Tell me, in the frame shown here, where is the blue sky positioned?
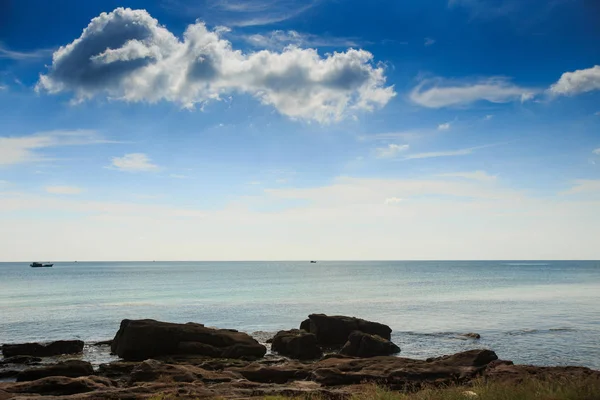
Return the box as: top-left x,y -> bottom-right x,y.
0,0 -> 599,260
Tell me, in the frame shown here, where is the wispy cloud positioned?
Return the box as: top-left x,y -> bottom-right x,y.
438,122 -> 451,130
404,144 -> 497,160
242,30 -> 362,50
384,197 -> 403,205
162,0 -> 320,27
45,186 -> 82,195
593,148 -> 600,155
0,43 -> 54,61
484,114 -> 494,120
561,179 -> 600,195
424,38 -> 436,46
375,144 -> 410,159
410,77 -> 536,108
169,174 -> 187,179
109,153 -> 159,172
438,170 -> 497,182
0,130 -> 116,166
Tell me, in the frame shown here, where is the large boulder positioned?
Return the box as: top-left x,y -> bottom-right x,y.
2,340 -> 84,358
300,314 -> 392,346
271,330 -> 323,360
17,360 -> 94,382
340,331 -> 400,357
111,319 -> 266,361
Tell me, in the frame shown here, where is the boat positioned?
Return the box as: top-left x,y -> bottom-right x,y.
310,261 -> 317,263
30,262 -> 53,268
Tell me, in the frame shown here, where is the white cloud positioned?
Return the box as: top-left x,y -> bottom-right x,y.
424,38 -> 436,46
484,114 -> 493,120
592,148 -> 600,155
549,66 -> 600,96
0,130 -> 113,165
405,147 -> 475,159
162,0 -> 318,27
109,153 -> 159,172
438,170 -> 497,182
242,30 -> 361,50
0,43 -> 54,61
410,78 -> 536,108
375,144 -> 409,159
438,122 -> 451,130
45,186 -> 82,195
37,8 -> 395,123
384,197 -> 403,205
561,180 -> 600,195
0,84 -> 7,91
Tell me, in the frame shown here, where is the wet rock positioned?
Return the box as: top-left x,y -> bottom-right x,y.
301,314 -> 392,346
4,376 -> 114,396
0,356 -> 41,365
426,349 -> 497,367
271,329 -> 323,360
97,361 -> 139,378
111,319 -> 267,361
340,331 -> 400,357
461,333 -> 481,339
2,340 -> 84,358
92,340 -> 113,347
0,370 -> 19,379
17,360 -> 94,382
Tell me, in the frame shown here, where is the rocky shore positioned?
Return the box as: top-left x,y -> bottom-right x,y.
1,314 -> 599,399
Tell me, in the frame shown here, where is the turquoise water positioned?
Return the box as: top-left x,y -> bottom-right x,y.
1,261 -> 599,368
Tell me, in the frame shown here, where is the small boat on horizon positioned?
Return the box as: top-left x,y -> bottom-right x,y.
310,261 -> 317,263
30,262 -> 53,268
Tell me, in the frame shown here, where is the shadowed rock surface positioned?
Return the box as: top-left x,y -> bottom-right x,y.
0,356 -> 41,366
271,329 -> 323,360
111,319 -> 267,361
301,314 -> 392,346
16,360 -> 94,382
340,331 -> 401,357
1,341 -> 84,358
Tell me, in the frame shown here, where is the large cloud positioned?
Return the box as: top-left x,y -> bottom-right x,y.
549,65 -> 600,96
37,8 -> 395,123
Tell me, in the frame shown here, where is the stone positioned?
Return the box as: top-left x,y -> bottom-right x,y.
271,329 -> 323,360
426,349 -> 498,367
0,356 -> 41,365
461,333 -> 481,339
301,314 -> 392,346
4,376 -> 114,396
17,360 -> 94,382
2,340 -> 84,358
111,319 -> 267,361
340,331 -> 400,357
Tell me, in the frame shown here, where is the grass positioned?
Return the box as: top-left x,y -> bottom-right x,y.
149,378 -> 600,400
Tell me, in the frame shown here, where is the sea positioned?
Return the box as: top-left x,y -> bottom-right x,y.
1,261 -> 599,369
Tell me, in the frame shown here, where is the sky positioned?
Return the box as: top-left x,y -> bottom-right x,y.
0,0 -> 599,261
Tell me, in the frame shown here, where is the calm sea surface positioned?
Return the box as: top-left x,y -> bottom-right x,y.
1,261 -> 599,368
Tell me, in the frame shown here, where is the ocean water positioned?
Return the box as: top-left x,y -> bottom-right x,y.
1,261 -> 599,369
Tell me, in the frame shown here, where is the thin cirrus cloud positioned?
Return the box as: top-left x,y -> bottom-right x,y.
109,153 -> 159,172
45,186 -> 82,195
438,170 -> 497,182
424,38 -> 436,46
410,78 -> 536,108
374,144 -> 410,159
162,0 -> 319,27
0,43 -> 54,61
548,65 -> 600,96
36,8 -> 395,124
404,145 -> 485,160
437,122 -> 451,130
0,130 -> 116,165
593,148 -> 600,155
242,30 -> 362,50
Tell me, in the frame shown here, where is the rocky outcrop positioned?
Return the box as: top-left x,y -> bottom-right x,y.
271,329 -> 323,360
3,376 -> 114,396
111,319 -> 267,361
16,360 -> 94,382
1,340 -> 84,358
129,359 -> 235,384
0,355 -> 41,365
340,331 -> 400,357
484,363 -> 600,384
426,349 -> 498,367
301,314 -> 392,346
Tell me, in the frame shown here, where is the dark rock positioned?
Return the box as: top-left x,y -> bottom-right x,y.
301,314 -> 392,346
97,361 -> 139,378
461,333 -> 481,339
340,331 -> 400,357
426,349 -> 497,367
129,359 -> 235,384
484,363 -> 600,385
4,376 -> 113,396
92,340 -> 113,346
111,319 -> 267,361
0,369 -> 19,379
232,362 -> 312,384
0,355 -> 41,365
271,329 -> 323,360
300,318 -> 311,332
17,360 -> 94,382
2,340 -> 84,358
